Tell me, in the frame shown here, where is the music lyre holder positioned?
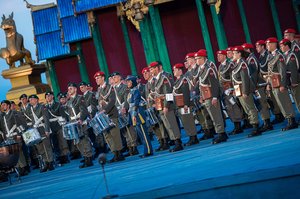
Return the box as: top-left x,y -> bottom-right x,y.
98,154 -> 118,199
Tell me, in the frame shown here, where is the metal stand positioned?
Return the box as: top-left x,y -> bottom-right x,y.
100,158 -> 118,199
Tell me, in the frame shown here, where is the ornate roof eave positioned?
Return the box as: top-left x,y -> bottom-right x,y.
24,0 -> 56,12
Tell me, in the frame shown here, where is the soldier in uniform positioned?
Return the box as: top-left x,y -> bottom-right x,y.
231,46 -> 261,137
255,40 -> 284,124
19,93 -> 36,170
142,67 -> 169,151
45,91 -> 70,165
111,72 -> 138,156
242,43 -> 273,132
28,94 -> 55,172
0,100 -> 28,176
94,71 -> 124,162
149,61 -> 183,152
216,50 -> 243,135
79,81 -> 107,157
185,52 -> 215,139
284,28 -> 300,61
65,83 -> 94,168
125,75 -> 153,158
266,37 -> 298,131
279,39 -> 300,113
195,50 -> 228,144
172,63 -> 198,146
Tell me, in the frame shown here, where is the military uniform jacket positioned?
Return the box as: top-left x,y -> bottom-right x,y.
65,94 -> 89,122
246,53 -> 260,85
0,110 -> 27,138
114,83 -> 129,110
98,83 -> 119,118
46,101 -> 65,132
154,71 -> 174,109
190,65 -> 201,95
173,75 -> 192,106
291,40 -> 300,62
137,83 -> 146,100
20,103 -> 33,127
145,79 -> 154,108
199,62 -> 220,99
218,60 -> 234,87
83,91 -> 98,118
285,50 -> 300,85
267,50 -> 287,87
127,87 -> 146,126
232,58 -> 255,95
29,103 -> 50,133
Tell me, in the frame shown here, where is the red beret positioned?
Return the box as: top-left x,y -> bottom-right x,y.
94,71 -> 105,78
216,50 -> 227,55
226,47 -> 233,51
148,61 -> 159,68
185,53 -> 195,59
265,37 -> 278,43
141,67 -> 150,74
173,63 -> 184,70
279,38 -> 291,45
242,43 -> 254,49
195,49 -> 207,58
284,28 -> 296,34
295,34 -> 300,39
233,46 -> 244,52
255,40 -> 265,46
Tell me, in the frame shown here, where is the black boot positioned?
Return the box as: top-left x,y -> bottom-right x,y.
248,124 -> 262,137
229,122 -> 243,135
123,147 -> 132,157
48,162 -> 55,171
259,119 -> 273,132
70,151 -> 82,160
18,167 -> 29,176
282,117 -> 298,131
40,162 -> 49,173
0,172 -> 8,182
272,113 -> 285,124
161,138 -> 170,150
184,135 -> 199,146
199,129 -> 214,141
242,119 -> 252,129
169,139 -> 184,152
59,155 -> 70,164
130,146 -> 139,156
79,157 -> 94,168
109,151 -> 125,163
212,133 -> 228,144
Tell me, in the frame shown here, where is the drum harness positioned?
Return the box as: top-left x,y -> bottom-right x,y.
3,114 -> 17,137
30,106 -> 45,129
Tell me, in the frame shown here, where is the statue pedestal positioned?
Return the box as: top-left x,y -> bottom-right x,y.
1,64 -> 51,103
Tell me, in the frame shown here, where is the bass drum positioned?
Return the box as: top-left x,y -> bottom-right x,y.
0,139 -> 21,170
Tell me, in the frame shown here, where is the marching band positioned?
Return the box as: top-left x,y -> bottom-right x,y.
0,28 -> 300,182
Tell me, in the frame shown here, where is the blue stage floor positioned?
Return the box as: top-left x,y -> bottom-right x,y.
1,121 -> 300,199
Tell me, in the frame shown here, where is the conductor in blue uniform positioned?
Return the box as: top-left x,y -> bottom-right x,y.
125,75 -> 153,158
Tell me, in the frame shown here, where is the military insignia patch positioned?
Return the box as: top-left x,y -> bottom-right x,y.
242,64 -> 247,69
295,47 -> 299,52
210,71 -> 214,76
163,79 -> 169,84
183,79 -> 188,84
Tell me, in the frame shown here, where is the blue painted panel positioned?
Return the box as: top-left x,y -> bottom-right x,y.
36,31 -> 70,60
74,0 -> 126,13
61,14 -> 91,43
57,0 -> 74,18
32,6 -> 60,35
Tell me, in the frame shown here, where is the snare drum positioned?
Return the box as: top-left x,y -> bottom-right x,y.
62,122 -> 82,140
89,113 -> 115,135
22,128 -> 42,146
118,114 -> 128,129
145,108 -> 159,126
